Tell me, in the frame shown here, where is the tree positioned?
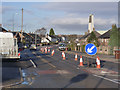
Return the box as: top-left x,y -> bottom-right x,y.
87,31 -> 99,47
35,27 -> 47,37
49,28 -> 55,36
109,24 -> 120,48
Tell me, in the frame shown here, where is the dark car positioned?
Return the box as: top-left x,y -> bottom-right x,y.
58,43 -> 66,51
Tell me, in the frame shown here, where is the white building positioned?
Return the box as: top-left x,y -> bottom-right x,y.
88,14 -> 94,33
41,34 -> 58,43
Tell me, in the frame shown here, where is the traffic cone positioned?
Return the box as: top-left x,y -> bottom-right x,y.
42,48 -> 44,53
62,52 -> 66,60
79,56 -> 83,66
96,56 -> 101,69
75,53 -> 78,61
96,56 -> 99,65
51,50 -> 54,56
45,47 -> 47,53
62,52 -> 64,57
48,48 -> 50,53
65,48 -> 67,51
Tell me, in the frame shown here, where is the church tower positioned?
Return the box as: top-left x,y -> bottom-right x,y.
88,14 -> 95,33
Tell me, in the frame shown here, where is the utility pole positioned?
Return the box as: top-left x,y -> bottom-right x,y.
21,8 -> 23,43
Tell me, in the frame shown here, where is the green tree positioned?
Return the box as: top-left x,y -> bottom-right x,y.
87,31 -> 99,47
49,28 -> 55,36
109,24 -> 120,48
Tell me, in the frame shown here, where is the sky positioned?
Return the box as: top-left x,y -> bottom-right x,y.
0,1 -> 119,35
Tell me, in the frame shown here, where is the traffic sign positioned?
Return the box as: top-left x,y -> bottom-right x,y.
85,43 -> 97,55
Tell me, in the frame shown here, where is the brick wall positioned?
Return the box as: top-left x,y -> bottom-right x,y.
97,46 -> 119,55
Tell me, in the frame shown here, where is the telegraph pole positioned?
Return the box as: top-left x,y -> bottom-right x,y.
21,8 -> 23,43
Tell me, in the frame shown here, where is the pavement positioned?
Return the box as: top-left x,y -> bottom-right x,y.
1,49 -> 34,88
64,50 -> 119,63
2,67 -> 23,87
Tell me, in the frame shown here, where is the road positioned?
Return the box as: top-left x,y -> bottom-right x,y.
1,45 -> 120,89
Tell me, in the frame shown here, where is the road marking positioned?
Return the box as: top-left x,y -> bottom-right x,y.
87,46 -> 95,53
41,59 -> 56,68
36,55 -> 56,68
93,74 -> 120,84
30,59 -> 37,68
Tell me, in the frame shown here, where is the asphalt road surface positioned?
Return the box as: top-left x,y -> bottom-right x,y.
1,45 -> 120,89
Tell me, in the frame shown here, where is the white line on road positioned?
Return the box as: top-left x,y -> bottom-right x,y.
30,59 -> 37,68
93,74 -> 120,84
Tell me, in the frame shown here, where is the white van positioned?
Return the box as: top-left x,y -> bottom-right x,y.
0,32 -> 20,60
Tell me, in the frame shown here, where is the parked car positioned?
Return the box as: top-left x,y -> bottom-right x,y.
23,44 -> 30,49
58,43 -> 66,51
30,44 -> 36,50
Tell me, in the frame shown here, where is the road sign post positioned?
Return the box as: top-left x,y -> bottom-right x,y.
85,43 -> 97,67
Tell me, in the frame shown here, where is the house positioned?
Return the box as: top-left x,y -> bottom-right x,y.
41,34 -> 60,43
98,29 -> 111,46
0,27 -> 8,32
11,31 -> 21,43
28,33 -> 41,45
98,28 -> 120,55
79,31 -> 101,45
47,35 -> 59,43
41,37 -> 50,43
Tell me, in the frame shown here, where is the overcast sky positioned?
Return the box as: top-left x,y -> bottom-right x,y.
1,2 -> 118,35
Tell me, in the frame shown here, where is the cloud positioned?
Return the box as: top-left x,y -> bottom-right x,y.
51,17 -> 88,25
50,17 -> 117,25
2,2 -> 118,35
34,2 -> 117,17
45,16 -> 117,34
24,9 -> 34,14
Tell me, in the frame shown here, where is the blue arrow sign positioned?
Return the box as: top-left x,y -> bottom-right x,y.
85,43 -> 97,55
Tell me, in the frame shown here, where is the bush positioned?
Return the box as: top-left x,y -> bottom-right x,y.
81,45 -> 85,52
67,44 -> 71,51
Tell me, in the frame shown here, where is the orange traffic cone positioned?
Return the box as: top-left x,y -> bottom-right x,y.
45,47 -> 47,53
96,56 -> 98,65
62,52 -> 64,57
79,56 -> 83,66
42,48 -> 44,53
75,53 -> 78,61
51,50 -> 54,56
96,56 -> 101,69
62,52 -> 66,60
65,48 -> 67,51
48,48 -> 50,53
